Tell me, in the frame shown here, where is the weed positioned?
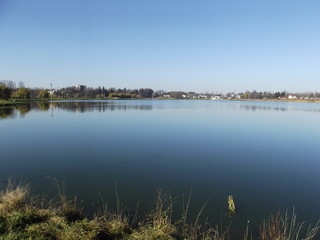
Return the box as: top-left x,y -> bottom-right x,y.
260,208 -> 320,240
227,196 -> 235,217
0,180 -> 29,215
0,180 -> 319,240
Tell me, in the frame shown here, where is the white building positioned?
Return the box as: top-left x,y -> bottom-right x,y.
288,95 -> 297,99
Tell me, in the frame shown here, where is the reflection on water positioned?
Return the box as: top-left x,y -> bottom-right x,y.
52,101 -> 153,113
1,100 -> 320,120
36,102 -> 50,111
16,104 -> 32,117
0,105 -> 32,119
0,107 -> 16,119
0,101 -> 154,119
239,102 -> 320,112
0,105 -> 33,119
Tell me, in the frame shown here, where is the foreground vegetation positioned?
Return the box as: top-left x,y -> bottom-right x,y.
0,181 -> 319,240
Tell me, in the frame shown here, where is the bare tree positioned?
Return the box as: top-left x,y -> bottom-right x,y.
18,81 -> 25,88
0,80 -> 16,89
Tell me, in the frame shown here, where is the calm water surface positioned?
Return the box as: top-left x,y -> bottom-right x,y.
1,100 -> 320,236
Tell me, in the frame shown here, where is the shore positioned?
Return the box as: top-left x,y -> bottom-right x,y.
231,98 -> 320,103
0,99 -> 49,107
0,182 -> 319,240
1,97 -> 320,107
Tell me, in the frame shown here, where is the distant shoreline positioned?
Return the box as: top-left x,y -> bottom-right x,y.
1,97 -> 320,107
229,98 -> 320,103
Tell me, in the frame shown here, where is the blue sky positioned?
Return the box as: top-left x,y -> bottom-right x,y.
0,0 -> 319,93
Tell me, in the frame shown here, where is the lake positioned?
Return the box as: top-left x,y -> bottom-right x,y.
1,100 -> 320,237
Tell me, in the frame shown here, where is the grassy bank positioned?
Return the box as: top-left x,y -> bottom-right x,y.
0,100 -> 30,106
0,182 -> 319,240
0,97 -> 136,106
0,99 -> 50,106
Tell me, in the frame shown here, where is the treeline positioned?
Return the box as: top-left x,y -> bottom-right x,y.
60,86 -> 156,99
238,90 -> 320,100
1,80 -> 320,100
0,80 -> 49,100
0,80 -> 157,100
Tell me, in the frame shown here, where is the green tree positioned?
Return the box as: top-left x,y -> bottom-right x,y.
13,88 -> 30,99
37,90 -> 49,99
240,92 -> 249,99
0,84 -> 11,100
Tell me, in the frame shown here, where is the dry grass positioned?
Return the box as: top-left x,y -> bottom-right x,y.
57,219 -> 100,240
98,211 -> 130,237
47,177 -> 82,221
183,223 -> 229,240
0,180 -> 319,240
95,180 -> 131,238
177,189 -> 230,240
259,209 -> 320,240
0,180 -> 29,215
128,189 -> 176,240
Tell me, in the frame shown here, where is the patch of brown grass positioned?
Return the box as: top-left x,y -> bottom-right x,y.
0,180 -> 29,215
259,209 -> 320,240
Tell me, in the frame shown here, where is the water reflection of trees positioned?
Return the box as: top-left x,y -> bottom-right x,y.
239,104 -> 320,113
241,105 -> 287,112
16,105 -> 32,117
35,102 -> 50,111
0,105 -> 32,119
0,107 -> 16,119
0,101 -> 153,119
0,102 -> 47,119
50,101 -> 153,113
2,101 -> 320,120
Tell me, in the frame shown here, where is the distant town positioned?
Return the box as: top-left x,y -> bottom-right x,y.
1,80 -> 320,101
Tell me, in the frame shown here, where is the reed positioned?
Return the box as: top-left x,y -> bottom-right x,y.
259,208 -> 320,240
227,195 -> 236,216
0,180 -> 319,240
